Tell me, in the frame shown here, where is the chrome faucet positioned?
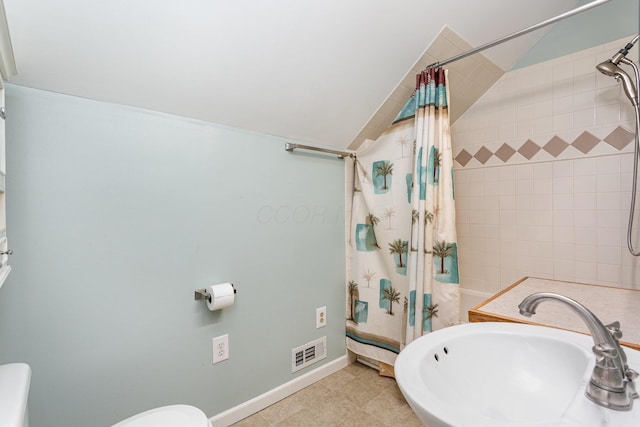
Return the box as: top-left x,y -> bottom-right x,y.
518,292 -> 639,411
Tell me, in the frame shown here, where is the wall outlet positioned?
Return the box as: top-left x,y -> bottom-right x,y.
316,306 -> 327,328
212,334 -> 229,364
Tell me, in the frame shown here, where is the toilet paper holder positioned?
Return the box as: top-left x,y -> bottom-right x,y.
194,284 -> 237,302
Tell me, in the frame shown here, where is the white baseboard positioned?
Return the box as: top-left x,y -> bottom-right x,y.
209,355 -> 349,427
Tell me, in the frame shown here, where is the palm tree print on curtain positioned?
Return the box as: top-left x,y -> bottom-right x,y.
361,268 -> 376,287
346,66 -> 459,369
373,160 -> 393,194
347,281 -> 359,322
428,146 -> 441,185
382,286 -> 401,315
432,240 -> 459,284
383,207 -> 396,230
423,294 -> 438,333
405,173 -> 413,203
378,279 -> 393,312
388,238 -> 408,275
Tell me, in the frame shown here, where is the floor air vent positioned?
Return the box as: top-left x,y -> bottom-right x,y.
291,336 -> 326,373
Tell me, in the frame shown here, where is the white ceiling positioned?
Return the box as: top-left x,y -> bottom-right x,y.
3,0 -> 582,149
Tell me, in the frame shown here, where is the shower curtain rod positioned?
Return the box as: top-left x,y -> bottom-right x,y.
284,142 -> 354,159
426,0 -> 613,69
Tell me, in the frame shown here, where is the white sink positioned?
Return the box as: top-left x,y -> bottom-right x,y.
395,322 -> 640,427
0,363 -> 31,427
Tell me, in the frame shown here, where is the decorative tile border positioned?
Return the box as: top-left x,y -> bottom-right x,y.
454,126 -> 635,168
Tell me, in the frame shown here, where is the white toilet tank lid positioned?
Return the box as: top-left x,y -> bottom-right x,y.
112,404 -> 211,427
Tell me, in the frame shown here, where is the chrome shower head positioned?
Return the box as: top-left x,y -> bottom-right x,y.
597,60 -> 625,76
597,60 -> 638,106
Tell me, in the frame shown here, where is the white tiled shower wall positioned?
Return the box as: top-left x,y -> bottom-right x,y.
452,35 -> 640,305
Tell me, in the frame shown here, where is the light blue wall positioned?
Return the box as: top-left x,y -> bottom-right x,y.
0,85 -> 346,426
513,0 -> 639,69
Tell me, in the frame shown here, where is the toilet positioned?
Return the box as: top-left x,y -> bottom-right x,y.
3,361 -> 210,427
112,404 -> 212,427
2,363 -> 211,427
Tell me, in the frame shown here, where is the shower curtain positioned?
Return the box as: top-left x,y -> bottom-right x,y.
346,67 -> 460,368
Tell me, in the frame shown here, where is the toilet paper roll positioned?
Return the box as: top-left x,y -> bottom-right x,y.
206,283 -> 235,311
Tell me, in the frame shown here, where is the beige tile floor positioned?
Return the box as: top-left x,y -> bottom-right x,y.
231,362 -> 423,426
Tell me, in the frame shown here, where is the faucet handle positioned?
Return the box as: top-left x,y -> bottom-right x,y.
626,369 -> 640,400
606,321 -> 623,340
593,343 -> 618,359
626,368 -> 639,380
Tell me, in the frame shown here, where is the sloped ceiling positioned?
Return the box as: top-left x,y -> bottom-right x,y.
348,26 -> 506,150
2,0 -> 588,149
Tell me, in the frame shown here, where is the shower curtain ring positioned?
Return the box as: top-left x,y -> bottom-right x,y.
425,61 -> 439,71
